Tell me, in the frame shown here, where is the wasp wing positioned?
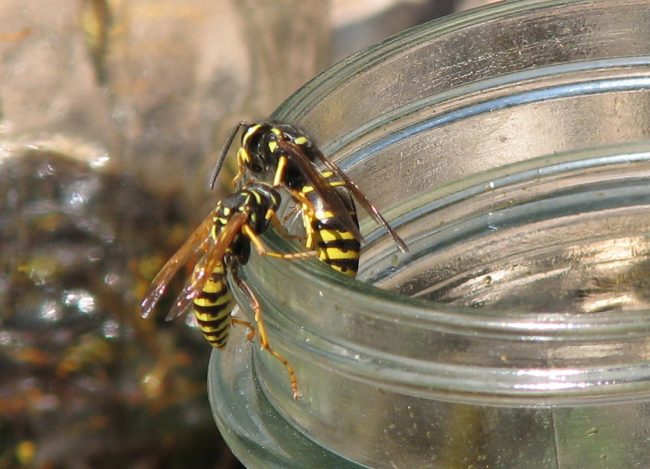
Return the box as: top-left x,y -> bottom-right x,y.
276,140 -> 364,243
164,211 -> 249,321
303,142 -> 409,253
140,212 -> 215,319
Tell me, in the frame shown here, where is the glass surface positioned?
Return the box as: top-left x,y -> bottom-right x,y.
209,0 -> 650,467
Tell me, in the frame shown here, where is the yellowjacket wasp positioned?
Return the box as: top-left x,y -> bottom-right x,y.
140,182 -> 315,399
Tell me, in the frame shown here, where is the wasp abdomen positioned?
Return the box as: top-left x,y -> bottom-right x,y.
301,172 -> 361,277
314,220 -> 360,276
192,263 -> 233,348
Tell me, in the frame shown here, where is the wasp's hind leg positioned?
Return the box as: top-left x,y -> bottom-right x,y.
268,208 -> 304,242
278,185 -> 318,248
229,265 -> 301,399
231,317 -> 255,342
242,225 -> 316,260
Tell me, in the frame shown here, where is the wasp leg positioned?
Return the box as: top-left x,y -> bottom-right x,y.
211,121 -> 249,190
242,225 -> 316,260
269,210 -> 307,244
272,155 -> 288,186
231,267 -> 301,399
231,317 -> 255,342
233,150 -> 246,187
281,184 -> 315,216
281,204 -> 300,224
279,185 -> 318,249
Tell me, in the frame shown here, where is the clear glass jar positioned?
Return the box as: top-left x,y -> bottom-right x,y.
209,0 -> 650,467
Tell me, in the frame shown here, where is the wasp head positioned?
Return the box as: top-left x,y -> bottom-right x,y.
238,122 -> 314,174
238,123 -> 275,174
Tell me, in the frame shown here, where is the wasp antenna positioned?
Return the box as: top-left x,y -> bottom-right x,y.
210,121 -> 250,190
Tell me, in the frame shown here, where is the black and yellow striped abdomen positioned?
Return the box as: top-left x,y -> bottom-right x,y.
300,172 -> 360,277
192,261 -> 233,348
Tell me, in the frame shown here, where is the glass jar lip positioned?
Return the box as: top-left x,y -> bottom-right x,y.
273,0 -> 604,123
317,59 -> 650,169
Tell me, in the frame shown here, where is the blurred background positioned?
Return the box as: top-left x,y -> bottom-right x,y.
0,1 -> 496,467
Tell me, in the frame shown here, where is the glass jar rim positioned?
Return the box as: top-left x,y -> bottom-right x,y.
273,0 -> 604,123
